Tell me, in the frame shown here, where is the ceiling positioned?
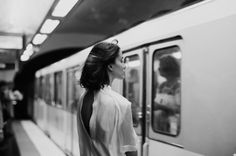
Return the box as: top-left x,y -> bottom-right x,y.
0,0 -> 203,72
0,0 -> 55,70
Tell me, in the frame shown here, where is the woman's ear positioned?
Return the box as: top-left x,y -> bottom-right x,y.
108,64 -> 113,71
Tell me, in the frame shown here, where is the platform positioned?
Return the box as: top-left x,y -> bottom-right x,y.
12,120 -> 66,156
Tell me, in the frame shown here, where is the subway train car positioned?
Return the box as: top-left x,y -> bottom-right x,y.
33,0 -> 236,155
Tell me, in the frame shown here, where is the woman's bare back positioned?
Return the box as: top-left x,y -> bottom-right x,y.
81,91 -> 94,136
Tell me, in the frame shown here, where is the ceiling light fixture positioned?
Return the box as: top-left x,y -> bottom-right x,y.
52,0 -> 79,17
40,19 -> 60,34
32,34 -> 48,45
20,54 -> 30,62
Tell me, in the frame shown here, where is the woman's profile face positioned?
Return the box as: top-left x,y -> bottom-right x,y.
110,50 -> 126,79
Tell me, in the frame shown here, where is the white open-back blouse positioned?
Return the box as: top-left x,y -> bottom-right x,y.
77,85 -> 138,156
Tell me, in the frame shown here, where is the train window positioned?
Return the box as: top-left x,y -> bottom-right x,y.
45,74 -> 53,105
49,74 -> 54,105
34,77 -> 40,99
67,69 -> 74,111
124,54 -> 142,134
38,76 -> 43,99
41,76 -> 46,100
152,46 -> 181,136
67,66 -> 84,113
54,71 -> 63,106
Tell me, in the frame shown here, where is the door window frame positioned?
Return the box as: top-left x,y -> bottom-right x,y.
147,39 -> 184,148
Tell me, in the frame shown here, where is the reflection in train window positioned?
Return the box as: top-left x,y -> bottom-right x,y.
45,74 -> 53,105
41,76 -> 46,100
49,74 -> 54,105
67,67 -> 84,112
54,71 -> 63,106
35,77 -> 40,99
152,46 -> 181,136
124,54 -> 142,134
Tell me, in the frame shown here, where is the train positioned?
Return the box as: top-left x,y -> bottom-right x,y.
33,0 -> 236,155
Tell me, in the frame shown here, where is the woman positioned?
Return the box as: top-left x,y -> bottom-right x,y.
77,42 -> 138,156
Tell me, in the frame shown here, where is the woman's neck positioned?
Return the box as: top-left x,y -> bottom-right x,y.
108,73 -> 114,86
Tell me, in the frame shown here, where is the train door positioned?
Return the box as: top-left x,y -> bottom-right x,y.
65,68 -> 74,155
52,71 -> 65,148
146,39 -> 201,156
146,40 -> 182,155
147,40 -> 183,155
66,66 -> 84,156
123,48 -> 146,156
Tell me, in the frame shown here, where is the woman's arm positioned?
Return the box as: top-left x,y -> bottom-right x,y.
155,102 -> 180,113
120,103 -> 138,155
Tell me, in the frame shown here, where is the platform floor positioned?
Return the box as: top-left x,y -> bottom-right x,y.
11,120 -> 66,156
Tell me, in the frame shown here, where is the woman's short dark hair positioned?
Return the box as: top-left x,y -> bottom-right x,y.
159,55 -> 180,78
80,42 -> 120,91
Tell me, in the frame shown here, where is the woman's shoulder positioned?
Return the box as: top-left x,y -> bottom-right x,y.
99,91 -> 115,106
100,86 -> 131,108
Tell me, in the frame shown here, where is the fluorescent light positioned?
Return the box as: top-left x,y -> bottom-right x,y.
32,34 -> 48,45
20,54 -> 30,61
52,0 -> 78,17
40,19 -> 60,34
26,44 -> 33,50
23,44 -> 34,56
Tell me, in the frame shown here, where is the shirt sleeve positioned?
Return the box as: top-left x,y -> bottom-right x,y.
119,103 -> 138,153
